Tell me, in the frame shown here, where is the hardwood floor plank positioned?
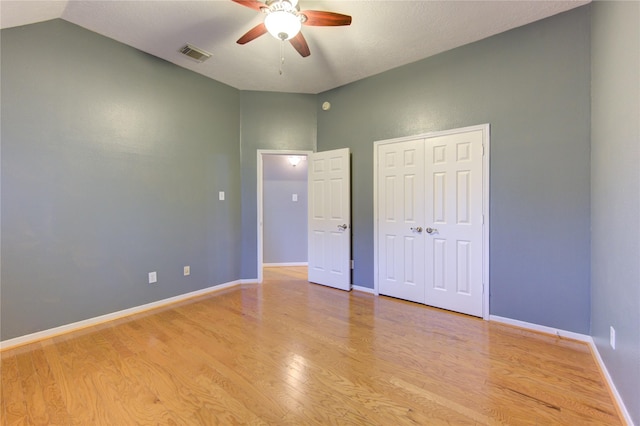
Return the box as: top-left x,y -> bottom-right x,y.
29,346 -> 71,425
137,314 -> 289,423
47,332 -> 130,425
41,339 -> 93,426
1,267 -> 622,425
1,355 -> 28,425
389,376 -> 503,425
15,349 -> 49,424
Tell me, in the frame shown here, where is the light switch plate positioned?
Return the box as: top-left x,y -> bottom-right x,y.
219,191 -> 225,201
610,326 -> 616,350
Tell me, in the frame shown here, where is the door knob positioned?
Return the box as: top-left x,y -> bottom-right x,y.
411,226 -> 423,233
425,227 -> 438,234
337,224 -> 348,231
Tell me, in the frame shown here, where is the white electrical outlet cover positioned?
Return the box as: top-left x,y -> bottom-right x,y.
610,326 -> 616,350
149,271 -> 157,284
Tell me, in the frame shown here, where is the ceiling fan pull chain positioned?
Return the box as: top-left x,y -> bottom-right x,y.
279,40 -> 285,75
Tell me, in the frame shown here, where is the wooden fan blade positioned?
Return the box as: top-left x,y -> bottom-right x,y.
301,10 -> 352,26
231,0 -> 265,12
289,32 -> 311,57
237,23 -> 268,44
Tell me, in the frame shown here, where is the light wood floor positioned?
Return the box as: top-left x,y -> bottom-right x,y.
2,267 -> 622,425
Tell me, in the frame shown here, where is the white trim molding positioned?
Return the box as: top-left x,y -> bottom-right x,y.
1,280 -> 242,351
490,315 -> 633,425
490,315 -> 591,342
589,341 -> 635,425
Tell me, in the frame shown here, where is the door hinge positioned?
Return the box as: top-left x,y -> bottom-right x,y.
350,260 -> 354,269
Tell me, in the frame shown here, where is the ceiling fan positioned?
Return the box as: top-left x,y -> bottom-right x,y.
232,0 -> 352,57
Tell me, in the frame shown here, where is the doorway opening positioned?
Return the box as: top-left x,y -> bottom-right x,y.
257,150 -> 313,283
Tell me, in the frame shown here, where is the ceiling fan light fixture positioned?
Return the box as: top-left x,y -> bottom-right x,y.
232,0 -> 352,58
265,10 -> 301,41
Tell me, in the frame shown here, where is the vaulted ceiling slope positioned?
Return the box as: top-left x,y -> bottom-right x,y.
1,0 -> 590,94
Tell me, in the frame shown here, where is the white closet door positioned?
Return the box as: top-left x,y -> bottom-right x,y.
377,139 -> 426,303
375,127 -> 486,317
424,129 -> 484,317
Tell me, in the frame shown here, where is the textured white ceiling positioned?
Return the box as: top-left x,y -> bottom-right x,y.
1,0 -> 590,94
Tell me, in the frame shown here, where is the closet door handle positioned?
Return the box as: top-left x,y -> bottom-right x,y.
425,227 -> 438,234
410,227 -> 423,233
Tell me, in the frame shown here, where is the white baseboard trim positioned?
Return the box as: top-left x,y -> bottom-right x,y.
263,262 -> 308,267
588,339 -> 635,425
240,278 -> 259,284
0,280 -> 242,351
489,315 -> 591,342
352,285 -> 376,294
490,315 -> 633,425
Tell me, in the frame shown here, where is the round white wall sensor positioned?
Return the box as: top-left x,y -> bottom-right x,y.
322,101 -> 331,111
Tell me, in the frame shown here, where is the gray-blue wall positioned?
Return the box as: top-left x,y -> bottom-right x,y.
1,19 -> 241,340
591,2 -> 640,423
316,7 -> 592,334
263,155 -> 307,264
239,91 -> 316,279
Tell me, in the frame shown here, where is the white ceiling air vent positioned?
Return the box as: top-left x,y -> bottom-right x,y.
179,44 -> 212,63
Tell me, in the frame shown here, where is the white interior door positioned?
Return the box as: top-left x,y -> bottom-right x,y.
375,126 -> 487,317
308,148 -> 351,291
424,129 -> 484,317
377,140 -> 426,303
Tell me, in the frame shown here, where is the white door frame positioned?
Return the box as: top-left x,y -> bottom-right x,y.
257,149 -> 313,283
373,124 -> 490,320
